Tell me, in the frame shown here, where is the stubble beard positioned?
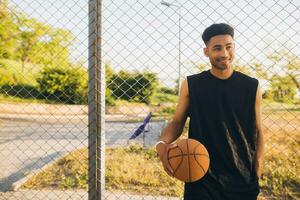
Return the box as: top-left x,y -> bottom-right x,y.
211,59 -> 231,71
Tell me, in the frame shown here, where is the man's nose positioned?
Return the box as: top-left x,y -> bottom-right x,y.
220,48 -> 229,57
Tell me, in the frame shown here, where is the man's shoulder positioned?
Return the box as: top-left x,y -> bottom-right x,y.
235,71 -> 259,90
187,70 -> 209,80
235,71 -> 258,82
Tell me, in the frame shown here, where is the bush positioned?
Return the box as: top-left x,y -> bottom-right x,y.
270,75 -> 297,103
0,84 -> 40,99
0,68 -> 15,86
36,66 -> 88,104
157,86 -> 177,95
105,87 -> 115,106
108,71 -> 158,104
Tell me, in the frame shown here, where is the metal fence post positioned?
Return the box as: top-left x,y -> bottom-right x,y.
88,0 -> 105,199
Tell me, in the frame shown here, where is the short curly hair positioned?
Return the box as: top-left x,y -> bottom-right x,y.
202,23 -> 234,45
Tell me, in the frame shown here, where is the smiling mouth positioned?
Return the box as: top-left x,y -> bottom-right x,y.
219,59 -> 229,63
217,57 -> 229,62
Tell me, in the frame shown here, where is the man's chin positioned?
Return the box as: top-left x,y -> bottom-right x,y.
214,64 -> 229,71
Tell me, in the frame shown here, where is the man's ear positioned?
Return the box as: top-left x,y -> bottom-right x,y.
203,47 -> 209,57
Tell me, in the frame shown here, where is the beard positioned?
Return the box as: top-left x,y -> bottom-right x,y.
210,57 -> 231,71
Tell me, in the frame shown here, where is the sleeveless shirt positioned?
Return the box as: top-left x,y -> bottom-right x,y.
185,70 -> 259,198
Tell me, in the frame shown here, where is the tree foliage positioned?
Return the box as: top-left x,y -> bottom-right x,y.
108,70 -> 158,104
255,50 -> 299,103
36,66 -> 87,104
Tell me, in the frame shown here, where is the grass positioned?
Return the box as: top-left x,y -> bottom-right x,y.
0,58 -> 43,86
150,92 -> 178,106
260,130 -> 300,199
21,145 -> 184,197
21,147 -> 88,190
152,105 -> 176,119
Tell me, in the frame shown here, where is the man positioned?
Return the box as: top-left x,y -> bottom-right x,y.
156,23 -> 264,200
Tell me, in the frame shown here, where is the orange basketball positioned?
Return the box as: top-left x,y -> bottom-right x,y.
167,138 -> 210,182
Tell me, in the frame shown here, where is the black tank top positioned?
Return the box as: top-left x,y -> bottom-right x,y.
186,70 -> 259,195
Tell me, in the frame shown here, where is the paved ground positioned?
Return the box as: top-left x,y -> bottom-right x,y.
0,190 -> 181,200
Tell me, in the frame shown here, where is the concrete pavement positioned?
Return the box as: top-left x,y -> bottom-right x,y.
0,190 -> 181,200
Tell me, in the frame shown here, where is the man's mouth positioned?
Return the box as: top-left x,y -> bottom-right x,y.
219,59 -> 229,63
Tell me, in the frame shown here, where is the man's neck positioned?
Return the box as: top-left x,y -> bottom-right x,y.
210,67 -> 234,80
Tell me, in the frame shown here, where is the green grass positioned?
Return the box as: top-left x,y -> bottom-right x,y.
0,58 -> 43,86
150,92 -> 178,106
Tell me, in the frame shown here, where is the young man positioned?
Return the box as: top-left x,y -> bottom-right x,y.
156,23 -> 264,200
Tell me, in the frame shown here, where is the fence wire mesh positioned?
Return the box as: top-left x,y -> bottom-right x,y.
0,0 -> 299,200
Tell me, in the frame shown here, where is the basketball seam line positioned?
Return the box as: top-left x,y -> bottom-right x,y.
168,154 -> 209,159
187,139 -> 191,182
194,144 -> 207,175
168,146 -> 184,177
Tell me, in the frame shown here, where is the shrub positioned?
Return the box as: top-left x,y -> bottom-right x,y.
108,71 -> 158,104
36,66 -> 87,104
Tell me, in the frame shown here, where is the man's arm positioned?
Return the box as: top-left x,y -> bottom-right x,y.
159,78 -> 189,143
156,78 -> 190,176
254,85 -> 264,179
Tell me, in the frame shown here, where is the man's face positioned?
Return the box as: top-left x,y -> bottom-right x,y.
204,35 -> 235,71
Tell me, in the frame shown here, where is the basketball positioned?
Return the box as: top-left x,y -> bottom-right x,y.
167,138 -> 210,182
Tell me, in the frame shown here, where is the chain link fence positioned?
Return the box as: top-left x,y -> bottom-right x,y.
0,0 -> 299,199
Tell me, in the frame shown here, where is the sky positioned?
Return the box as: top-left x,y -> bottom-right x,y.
9,0 -> 300,88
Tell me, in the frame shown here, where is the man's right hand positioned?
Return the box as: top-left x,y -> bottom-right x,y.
156,142 -> 178,177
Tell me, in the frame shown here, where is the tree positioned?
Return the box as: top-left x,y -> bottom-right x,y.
270,75 -> 297,103
233,61 -> 253,76
105,63 -> 115,106
0,0 -> 19,59
13,15 -> 45,70
0,0 -> 9,16
253,50 -> 299,103
255,51 -> 299,93
38,28 -> 73,67
15,16 -> 73,70
268,51 -> 299,91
